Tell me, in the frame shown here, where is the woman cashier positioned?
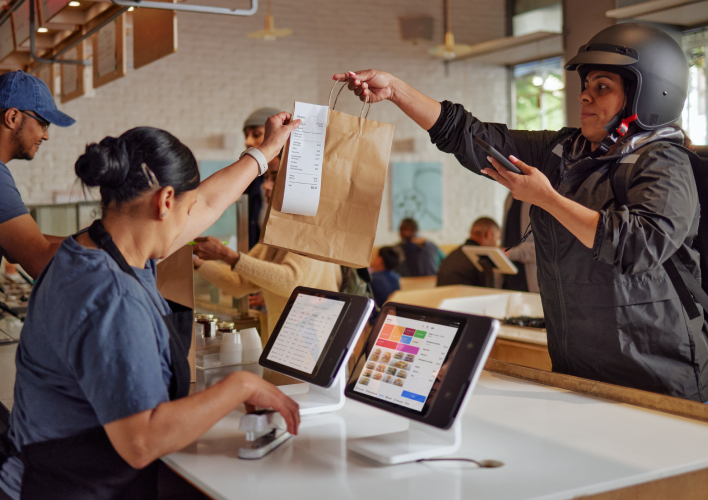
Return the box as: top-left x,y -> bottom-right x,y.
335,23 -> 708,401
0,114 -> 301,499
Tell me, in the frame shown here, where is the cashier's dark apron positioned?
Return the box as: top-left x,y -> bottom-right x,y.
0,220 -> 192,499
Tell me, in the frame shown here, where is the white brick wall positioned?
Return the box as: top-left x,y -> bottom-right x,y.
8,0 -> 510,246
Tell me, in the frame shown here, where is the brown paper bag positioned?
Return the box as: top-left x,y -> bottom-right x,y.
259,81 -> 395,268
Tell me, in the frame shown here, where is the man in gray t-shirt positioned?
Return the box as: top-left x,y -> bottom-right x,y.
0,71 -> 75,278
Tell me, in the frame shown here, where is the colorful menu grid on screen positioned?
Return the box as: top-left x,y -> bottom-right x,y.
353,314 -> 459,412
266,294 -> 345,374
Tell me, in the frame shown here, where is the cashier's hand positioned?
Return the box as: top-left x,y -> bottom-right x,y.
482,156 -> 557,210
259,112 -> 301,163
193,237 -> 239,268
332,70 -> 396,104
234,372 -> 300,435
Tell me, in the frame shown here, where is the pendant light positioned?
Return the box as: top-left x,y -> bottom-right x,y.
247,0 -> 293,41
428,0 -> 473,60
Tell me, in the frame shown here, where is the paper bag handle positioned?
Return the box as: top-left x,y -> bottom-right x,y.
328,80 -> 371,119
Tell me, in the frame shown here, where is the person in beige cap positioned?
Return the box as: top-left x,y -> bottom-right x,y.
192,148 -> 342,341
242,107 -> 281,249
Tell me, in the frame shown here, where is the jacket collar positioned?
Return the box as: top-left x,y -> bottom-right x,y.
560,125 -> 684,180
564,125 -> 683,165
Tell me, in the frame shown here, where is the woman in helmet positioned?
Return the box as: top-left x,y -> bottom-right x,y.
333,23 -> 708,401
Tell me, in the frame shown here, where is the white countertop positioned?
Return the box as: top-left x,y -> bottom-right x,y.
164,371 -> 708,500
497,325 -> 547,346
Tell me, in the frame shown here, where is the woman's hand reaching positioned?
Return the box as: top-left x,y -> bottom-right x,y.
192,236 -> 239,268
331,70 -> 398,103
330,70 -> 441,130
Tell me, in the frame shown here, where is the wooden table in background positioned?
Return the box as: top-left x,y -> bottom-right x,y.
388,285 -> 553,371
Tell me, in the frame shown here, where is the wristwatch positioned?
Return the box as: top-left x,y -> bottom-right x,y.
240,147 -> 268,176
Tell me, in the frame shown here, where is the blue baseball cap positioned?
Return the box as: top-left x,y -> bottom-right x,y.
0,70 -> 75,127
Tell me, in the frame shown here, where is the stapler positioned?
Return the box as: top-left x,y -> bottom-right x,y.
238,410 -> 292,459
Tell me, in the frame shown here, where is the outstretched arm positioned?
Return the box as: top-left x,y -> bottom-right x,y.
167,112 -> 301,256
0,214 -> 63,278
332,70 -> 441,130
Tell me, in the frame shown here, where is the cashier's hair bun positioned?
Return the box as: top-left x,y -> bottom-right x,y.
75,137 -> 130,189
75,127 -> 200,209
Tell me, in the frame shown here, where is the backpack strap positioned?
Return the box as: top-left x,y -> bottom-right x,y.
609,142 -> 708,320
609,154 -> 641,207
664,253 -> 707,320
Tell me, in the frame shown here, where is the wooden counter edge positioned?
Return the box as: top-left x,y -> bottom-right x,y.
578,465 -> 708,500
484,358 -> 708,423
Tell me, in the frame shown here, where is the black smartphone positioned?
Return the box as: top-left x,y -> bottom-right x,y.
473,137 -> 523,175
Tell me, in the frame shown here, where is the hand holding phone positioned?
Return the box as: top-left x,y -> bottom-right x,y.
473,137 -> 523,175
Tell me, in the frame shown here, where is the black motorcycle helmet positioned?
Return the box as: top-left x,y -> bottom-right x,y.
565,23 -> 689,131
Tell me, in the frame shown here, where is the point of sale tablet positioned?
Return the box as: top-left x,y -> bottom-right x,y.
345,303 -> 497,429
259,287 -> 374,388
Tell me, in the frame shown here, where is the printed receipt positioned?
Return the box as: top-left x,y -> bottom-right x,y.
281,102 -> 329,216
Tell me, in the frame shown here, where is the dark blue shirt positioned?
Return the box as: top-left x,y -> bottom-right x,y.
0,161 -> 30,260
0,236 -> 173,499
371,269 -> 400,308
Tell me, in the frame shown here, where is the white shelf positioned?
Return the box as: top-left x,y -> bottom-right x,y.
606,0 -> 708,27
450,31 -> 563,66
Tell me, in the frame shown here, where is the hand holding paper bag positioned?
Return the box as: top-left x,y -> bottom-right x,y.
260,80 -> 395,269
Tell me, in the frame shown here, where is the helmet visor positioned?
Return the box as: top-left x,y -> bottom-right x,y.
565,45 -> 638,71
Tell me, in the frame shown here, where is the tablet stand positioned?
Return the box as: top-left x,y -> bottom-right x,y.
347,419 -> 462,465
278,371 -> 347,416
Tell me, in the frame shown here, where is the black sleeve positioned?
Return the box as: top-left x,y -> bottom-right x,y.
593,144 -> 698,274
428,101 -> 571,177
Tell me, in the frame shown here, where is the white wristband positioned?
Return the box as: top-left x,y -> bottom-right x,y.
240,147 -> 268,176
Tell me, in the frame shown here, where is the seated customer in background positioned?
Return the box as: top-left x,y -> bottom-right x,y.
370,246 -> 400,308
192,152 -> 342,340
394,218 -> 445,277
242,107 -> 282,249
437,217 -> 501,288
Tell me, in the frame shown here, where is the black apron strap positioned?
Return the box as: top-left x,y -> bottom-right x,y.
163,300 -> 193,400
0,428 -> 18,471
87,220 -> 192,400
88,220 -> 141,281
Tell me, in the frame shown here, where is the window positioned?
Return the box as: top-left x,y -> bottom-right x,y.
512,56 -> 565,131
683,29 -> 707,145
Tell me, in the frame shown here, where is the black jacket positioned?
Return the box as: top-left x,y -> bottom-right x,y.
429,101 -> 708,401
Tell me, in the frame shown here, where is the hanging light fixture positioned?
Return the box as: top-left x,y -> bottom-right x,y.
247,0 -> 292,41
428,0 -> 473,60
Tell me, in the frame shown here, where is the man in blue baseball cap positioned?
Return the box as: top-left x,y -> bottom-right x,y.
0,70 -> 75,278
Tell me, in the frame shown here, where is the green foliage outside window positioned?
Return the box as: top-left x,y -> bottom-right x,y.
514,57 -> 565,131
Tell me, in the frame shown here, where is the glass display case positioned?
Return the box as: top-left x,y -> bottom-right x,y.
27,201 -> 102,236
